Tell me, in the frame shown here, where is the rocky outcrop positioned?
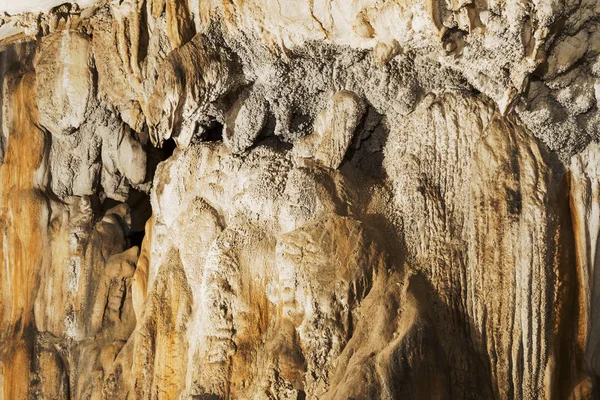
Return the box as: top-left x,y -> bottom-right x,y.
1,0 -> 600,399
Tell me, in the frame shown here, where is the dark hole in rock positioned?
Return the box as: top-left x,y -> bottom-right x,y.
99,197 -> 121,216
143,135 -> 176,185
99,188 -> 150,250
127,187 -> 151,229
128,230 -> 145,248
161,137 -> 177,159
200,121 -> 224,142
253,135 -> 293,152
124,188 -> 151,249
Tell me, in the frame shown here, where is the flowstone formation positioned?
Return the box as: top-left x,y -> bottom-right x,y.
2,0 -> 600,399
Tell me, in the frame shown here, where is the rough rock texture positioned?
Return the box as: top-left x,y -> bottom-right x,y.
1,0 -> 600,399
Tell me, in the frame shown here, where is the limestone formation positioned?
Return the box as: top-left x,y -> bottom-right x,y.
1,0 -> 600,399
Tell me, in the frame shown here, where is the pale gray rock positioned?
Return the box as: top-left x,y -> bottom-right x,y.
313,91 -> 365,169
35,31 -> 94,136
223,87 -> 268,154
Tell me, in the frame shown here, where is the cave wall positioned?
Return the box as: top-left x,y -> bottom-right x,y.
0,0 -> 600,399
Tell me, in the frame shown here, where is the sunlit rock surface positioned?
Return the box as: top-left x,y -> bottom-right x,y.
1,0 -> 600,399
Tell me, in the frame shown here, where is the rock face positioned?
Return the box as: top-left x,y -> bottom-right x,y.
1,0 -> 600,399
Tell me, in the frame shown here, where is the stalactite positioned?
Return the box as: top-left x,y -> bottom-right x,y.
1,0 -> 600,399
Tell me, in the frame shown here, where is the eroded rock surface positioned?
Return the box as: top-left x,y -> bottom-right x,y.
1,0 -> 600,399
